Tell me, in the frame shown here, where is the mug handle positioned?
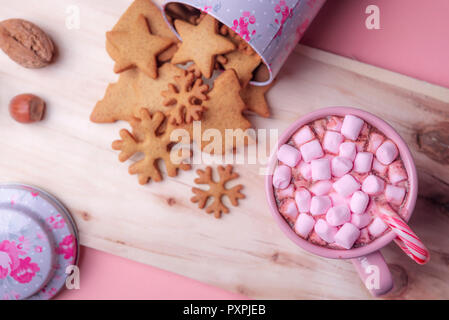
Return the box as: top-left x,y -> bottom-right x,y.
351,250 -> 393,297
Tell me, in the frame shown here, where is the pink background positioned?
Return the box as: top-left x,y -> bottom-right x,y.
57,0 -> 449,299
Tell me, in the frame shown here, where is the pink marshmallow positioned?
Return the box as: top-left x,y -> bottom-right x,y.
372,158 -> 388,175
376,140 -> 399,165
294,213 -> 315,238
339,142 -> 357,161
279,198 -> 299,223
351,212 -> 372,229
310,180 -> 333,196
292,125 -> 315,147
385,184 -> 406,205
333,174 -> 360,197
350,191 -> 370,214
367,132 -> 385,153
294,188 -> 311,213
334,223 -> 361,249
277,144 -> 301,167
310,195 -> 332,216
323,131 -> 344,154
361,175 -> 385,195
311,158 -> 331,181
329,192 -> 348,207
314,219 -> 338,243
326,205 -> 351,226
297,161 -> 312,180
327,116 -> 343,132
331,156 -> 353,177
388,160 -> 408,184
272,165 -> 291,189
275,183 -> 295,200
368,217 -> 388,237
300,139 -> 324,163
341,115 -> 364,141
353,152 -> 373,173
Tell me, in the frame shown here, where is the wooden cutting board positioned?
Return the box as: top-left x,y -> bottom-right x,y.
1,0 -> 448,299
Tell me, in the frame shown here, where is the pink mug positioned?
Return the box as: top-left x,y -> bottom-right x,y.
265,107 -> 418,297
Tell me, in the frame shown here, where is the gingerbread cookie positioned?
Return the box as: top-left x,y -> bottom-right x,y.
221,50 -> 261,88
191,165 -> 245,218
107,14 -> 173,79
241,83 -> 272,118
106,0 -> 179,63
91,63 -> 185,123
112,109 -> 191,184
171,15 -> 236,78
199,69 -> 252,155
161,70 -> 209,125
90,69 -> 139,123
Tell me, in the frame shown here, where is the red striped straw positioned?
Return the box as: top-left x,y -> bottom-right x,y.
378,204 -> 430,265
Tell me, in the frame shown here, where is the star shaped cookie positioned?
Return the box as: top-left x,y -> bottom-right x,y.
171,15 -> 236,78
107,14 -> 173,79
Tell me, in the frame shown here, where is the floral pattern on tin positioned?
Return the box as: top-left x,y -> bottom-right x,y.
232,11 -> 256,42
0,186 -> 78,300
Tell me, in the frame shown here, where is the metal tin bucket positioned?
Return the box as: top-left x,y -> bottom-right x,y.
162,0 -> 326,85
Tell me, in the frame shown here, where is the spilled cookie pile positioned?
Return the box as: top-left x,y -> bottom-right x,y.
91,0 -> 274,217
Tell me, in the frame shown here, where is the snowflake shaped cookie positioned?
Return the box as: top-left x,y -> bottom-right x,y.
191,165 -> 245,218
112,109 -> 191,184
161,70 -> 209,125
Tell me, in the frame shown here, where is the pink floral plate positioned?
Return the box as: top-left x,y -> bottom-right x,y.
0,184 -> 79,300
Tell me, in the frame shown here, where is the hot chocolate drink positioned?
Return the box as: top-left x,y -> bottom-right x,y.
272,115 -> 409,249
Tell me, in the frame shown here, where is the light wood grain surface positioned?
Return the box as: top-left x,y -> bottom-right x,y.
1,0 -> 448,299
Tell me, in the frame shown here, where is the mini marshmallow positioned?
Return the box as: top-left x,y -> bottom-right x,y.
279,198 -> 299,222
310,180 -> 333,196
323,131 -> 344,154
353,152 -> 373,173
351,212 -> 372,229
295,188 -> 311,213
385,184 -> 406,205
272,165 -> 291,189
314,219 -> 338,243
376,140 -> 398,165
339,142 -> 357,161
333,174 -> 361,197
310,195 -> 332,216
341,115 -> 364,141
297,161 -> 312,180
368,217 -> 388,237
294,213 -> 315,238
367,132 -> 385,153
277,144 -> 301,167
388,160 -> 408,184
362,175 -> 385,195
327,116 -> 343,132
334,223 -> 361,249
275,184 -> 295,200
311,158 -> 331,181
372,159 -> 388,175
331,156 -> 353,177
292,125 -> 315,147
329,192 -> 348,207
326,205 -> 351,226
350,191 -> 370,214
300,139 -> 324,163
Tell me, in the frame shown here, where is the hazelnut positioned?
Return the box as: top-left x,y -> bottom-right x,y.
9,94 -> 45,123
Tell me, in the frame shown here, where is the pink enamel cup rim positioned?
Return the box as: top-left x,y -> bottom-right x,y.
265,107 -> 418,260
